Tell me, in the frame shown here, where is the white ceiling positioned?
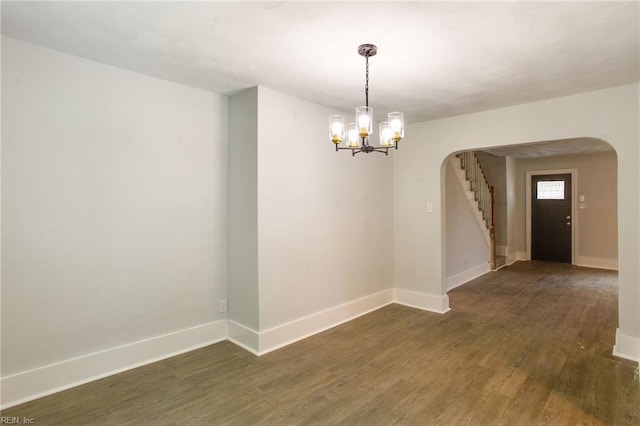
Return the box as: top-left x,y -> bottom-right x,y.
1,1 -> 639,124
480,137 -> 615,158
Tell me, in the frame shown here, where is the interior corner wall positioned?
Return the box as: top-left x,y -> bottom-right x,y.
394,84 -> 639,361
226,86 -> 394,353
1,37 -> 229,405
228,87 -> 259,331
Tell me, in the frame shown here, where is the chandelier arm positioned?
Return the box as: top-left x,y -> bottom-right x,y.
371,148 -> 389,155
336,145 -> 389,156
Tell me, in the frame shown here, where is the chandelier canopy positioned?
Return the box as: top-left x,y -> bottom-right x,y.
329,44 -> 404,156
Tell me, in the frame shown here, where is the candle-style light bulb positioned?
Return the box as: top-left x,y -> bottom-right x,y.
347,123 -> 359,148
388,112 -> 404,142
379,121 -> 392,147
356,106 -> 373,138
358,114 -> 370,130
329,115 -> 345,144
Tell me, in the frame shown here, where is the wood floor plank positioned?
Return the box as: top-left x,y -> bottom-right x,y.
2,261 -> 638,425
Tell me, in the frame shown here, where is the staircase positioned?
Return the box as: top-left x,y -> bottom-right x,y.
449,152 -> 502,270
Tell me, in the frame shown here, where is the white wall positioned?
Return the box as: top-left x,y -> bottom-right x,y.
394,84 -> 639,362
1,36 -> 229,392
444,161 -> 490,286
256,87 -> 394,332
393,127 -> 444,297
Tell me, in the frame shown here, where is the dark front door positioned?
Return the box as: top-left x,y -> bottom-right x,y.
531,173 -> 572,263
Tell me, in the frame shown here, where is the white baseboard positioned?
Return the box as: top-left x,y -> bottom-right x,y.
393,288 -> 451,313
507,251 -> 527,266
0,320 -> 227,409
575,256 -> 618,270
237,288 -> 451,356
612,329 -> 640,363
257,289 -> 394,355
227,320 -> 260,355
445,262 -> 491,291
2,288 -> 457,408
496,245 -> 508,257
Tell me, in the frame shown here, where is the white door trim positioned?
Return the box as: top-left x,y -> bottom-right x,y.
525,169 -> 578,264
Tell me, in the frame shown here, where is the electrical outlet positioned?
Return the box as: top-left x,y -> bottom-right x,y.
219,299 -> 228,313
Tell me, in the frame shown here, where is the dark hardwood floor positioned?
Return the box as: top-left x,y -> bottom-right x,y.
2,261 -> 638,425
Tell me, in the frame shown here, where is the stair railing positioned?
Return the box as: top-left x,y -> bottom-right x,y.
457,151 -> 497,269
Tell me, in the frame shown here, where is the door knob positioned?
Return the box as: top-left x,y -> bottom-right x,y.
566,222 -> 571,226
566,216 -> 571,220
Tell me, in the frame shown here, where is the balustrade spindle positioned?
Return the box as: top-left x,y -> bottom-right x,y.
456,150 -> 496,268
457,151 -> 493,229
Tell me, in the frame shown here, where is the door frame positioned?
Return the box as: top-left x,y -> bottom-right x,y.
525,169 -> 578,264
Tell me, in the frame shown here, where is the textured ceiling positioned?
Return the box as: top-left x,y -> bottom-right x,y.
481,137 -> 615,159
1,1 -> 639,124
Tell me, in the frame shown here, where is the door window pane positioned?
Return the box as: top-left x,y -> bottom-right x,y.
537,181 -> 565,199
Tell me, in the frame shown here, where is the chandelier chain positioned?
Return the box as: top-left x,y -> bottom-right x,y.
365,55 -> 369,107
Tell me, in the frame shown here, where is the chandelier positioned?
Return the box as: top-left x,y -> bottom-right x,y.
329,44 -> 404,156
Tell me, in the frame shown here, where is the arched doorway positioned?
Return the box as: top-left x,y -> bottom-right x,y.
443,137 -> 618,287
